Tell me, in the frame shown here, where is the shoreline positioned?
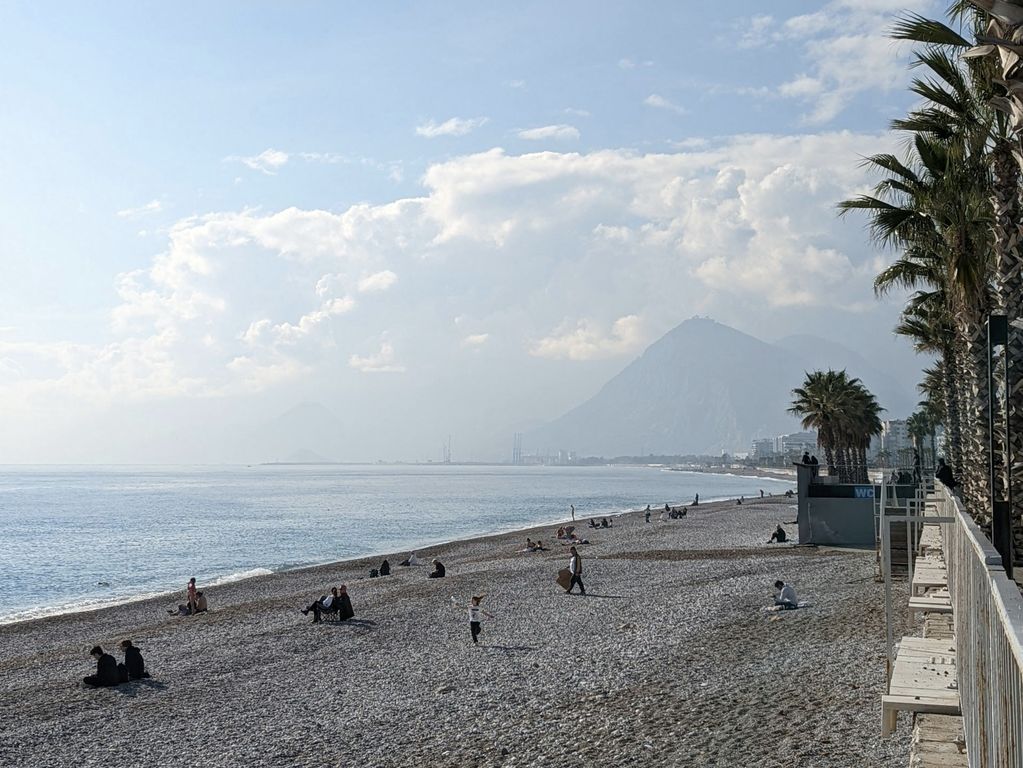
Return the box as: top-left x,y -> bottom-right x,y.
0,494 -> 909,767
1,470 -> 795,628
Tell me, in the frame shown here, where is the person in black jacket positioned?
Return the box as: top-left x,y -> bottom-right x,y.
379,559 -> 391,576
936,458 -> 959,490
428,559 -> 446,579
119,640 -> 149,680
83,645 -> 120,687
337,584 -> 355,620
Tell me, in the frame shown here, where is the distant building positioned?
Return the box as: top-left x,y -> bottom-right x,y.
751,438 -> 777,459
880,419 -> 913,466
777,431 -> 817,457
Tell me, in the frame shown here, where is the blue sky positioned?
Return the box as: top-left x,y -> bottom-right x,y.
0,0 -> 944,462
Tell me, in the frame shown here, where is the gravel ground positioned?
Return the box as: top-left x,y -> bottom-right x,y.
0,497 -> 911,767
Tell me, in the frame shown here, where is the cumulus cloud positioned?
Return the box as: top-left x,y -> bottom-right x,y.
358,270 -> 398,293
531,316 -> 645,361
415,117 -> 489,138
0,132 -> 896,415
349,340 -> 406,373
644,94 -> 687,115
116,200 -> 163,219
516,124 -> 580,141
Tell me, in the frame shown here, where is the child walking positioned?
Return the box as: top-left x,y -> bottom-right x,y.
467,594 -> 494,644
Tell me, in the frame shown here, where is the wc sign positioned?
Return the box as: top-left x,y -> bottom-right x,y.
854,486 -> 875,499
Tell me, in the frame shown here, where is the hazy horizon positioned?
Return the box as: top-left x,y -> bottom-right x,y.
0,1 -> 938,464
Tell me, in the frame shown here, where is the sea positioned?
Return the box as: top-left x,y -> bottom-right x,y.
0,464 -> 793,624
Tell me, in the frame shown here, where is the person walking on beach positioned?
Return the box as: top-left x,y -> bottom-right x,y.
567,546 -> 585,595
693,493 -> 699,506
467,595 -> 494,644
644,505 -> 651,523
571,504 -> 575,522
83,645 -> 120,687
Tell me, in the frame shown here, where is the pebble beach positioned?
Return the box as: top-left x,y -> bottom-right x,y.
0,496 -> 910,767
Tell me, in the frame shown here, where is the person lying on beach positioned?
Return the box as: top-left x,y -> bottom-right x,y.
120,640 -> 150,680
768,526 -> 787,544
83,645 -> 121,687
302,587 -> 339,623
773,580 -> 797,609
429,559 -> 446,578
400,552 -> 425,567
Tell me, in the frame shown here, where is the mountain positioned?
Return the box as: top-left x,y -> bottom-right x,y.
241,402 -> 346,463
526,318 -> 916,457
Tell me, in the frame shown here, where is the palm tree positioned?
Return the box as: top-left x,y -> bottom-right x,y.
838,26 -> 996,517
790,371 -> 883,483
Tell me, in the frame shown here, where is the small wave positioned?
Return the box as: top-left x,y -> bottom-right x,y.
205,567 -> 274,587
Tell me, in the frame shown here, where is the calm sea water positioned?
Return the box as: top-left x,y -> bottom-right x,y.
0,464 -> 792,623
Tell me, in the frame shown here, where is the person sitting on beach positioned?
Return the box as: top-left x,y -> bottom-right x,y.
302,587 -> 339,623
183,577 -> 198,615
588,518 -> 600,529
336,584 -> 354,620
681,507 -> 687,517
784,489 -> 794,498
429,559 -> 446,578
774,580 -> 798,609
119,640 -> 150,680
83,645 -> 121,687
400,552 -> 425,567
737,497 -> 743,505
601,517 -> 610,528
379,559 -> 391,576
768,525 -> 787,544
194,591 -> 208,613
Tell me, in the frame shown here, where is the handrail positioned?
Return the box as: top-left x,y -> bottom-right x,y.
937,484 -> 1023,768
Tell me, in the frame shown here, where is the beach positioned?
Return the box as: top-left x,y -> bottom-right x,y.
0,496 -> 910,767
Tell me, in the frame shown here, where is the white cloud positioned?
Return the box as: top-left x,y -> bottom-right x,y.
358,270 -> 398,293
415,117 -> 489,138
564,108 -> 591,117
349,340 -> 406,373
116,200 -> 163,219
232,148 -> 290,175
644,94 -> 687,115
618,58 -> 654,69
0,133 -> 897,418
517,124 -> 580,141
531,316 -> 646,361
732,0 -> 936,124
507,79 -> 527,89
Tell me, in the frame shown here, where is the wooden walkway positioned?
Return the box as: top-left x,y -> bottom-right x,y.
883,519 -> 962,743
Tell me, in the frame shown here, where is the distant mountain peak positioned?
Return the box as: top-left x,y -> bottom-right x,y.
526,317 -> 915,457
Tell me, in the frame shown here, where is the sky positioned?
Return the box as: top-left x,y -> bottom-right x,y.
0,0 -> 947,463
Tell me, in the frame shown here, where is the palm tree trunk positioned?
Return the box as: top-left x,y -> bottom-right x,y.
942,341 -> 964,475
960,313 -> 993,524
991,136 -> 1023,561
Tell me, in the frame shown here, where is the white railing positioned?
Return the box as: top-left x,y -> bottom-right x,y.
935,484 -> 1023,768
